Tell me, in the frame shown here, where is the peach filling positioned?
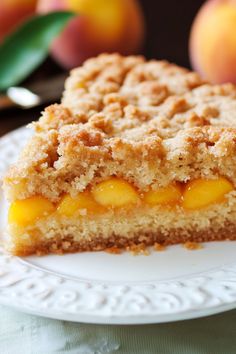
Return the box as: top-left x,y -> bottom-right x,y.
8,196 -> 55,227
143,184 -> 182,205
8,177 -> 234,226
57,191 -> 105,216
182,177 -> 233,210
91,177 -> 139,207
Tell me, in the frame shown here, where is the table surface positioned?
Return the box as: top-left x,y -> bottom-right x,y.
0,305 -> 236,354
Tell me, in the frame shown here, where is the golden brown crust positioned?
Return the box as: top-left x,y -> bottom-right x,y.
4,53 -> 236,202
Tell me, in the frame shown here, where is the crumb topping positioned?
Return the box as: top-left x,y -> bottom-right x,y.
105,247 -> 122,254
154,242 -> 166,251
4,54 -> 236,201
126,243 -> 150,255
183,241 -> 203,250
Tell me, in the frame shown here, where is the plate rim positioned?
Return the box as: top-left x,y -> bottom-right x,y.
0,126 -> 236,324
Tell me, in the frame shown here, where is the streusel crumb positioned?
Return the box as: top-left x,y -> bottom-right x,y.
183,242 -> 203,250
105,247 -> 122,254
126,243 -> 150,256
154,242 -> 166,251
4,54 -> 236,202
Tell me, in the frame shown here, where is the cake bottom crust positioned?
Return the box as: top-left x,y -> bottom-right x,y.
9,224 -> 236,256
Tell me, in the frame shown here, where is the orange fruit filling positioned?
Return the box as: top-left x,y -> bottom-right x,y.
143,184 -> 182,206
91,177 -> 140,207
8,196 -> 55,227
182,177 -> 233,210
57,191 -> 104,216
8,177 -> 234,226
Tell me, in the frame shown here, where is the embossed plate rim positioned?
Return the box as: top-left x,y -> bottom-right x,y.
0,126 -> 236,324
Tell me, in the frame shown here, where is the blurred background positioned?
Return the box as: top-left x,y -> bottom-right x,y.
141,0 -> 205,67
0,0 -> 227,134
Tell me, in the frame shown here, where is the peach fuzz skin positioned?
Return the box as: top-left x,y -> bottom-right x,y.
190,0 -> 236,84
37,0 -> 145,69
0,0 -> 37,42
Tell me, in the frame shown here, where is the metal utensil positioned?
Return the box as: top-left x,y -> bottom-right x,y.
0,73 -> 68,110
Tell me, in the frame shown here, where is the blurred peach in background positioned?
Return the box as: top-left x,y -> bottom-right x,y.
3,0 -> 236,87
0,0 -> 37,42
190,0 -> 236,84
37,0 -> 145,69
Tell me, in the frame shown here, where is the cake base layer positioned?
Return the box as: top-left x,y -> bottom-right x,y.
7,195 -> 236,256
8,224 -> 236,256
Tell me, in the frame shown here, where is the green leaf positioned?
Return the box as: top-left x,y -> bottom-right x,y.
0,11 -> 75,91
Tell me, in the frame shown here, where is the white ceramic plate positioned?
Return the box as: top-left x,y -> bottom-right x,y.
0,126 -> 236,324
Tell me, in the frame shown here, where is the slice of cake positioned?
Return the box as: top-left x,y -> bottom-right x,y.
3,53 -> 236,256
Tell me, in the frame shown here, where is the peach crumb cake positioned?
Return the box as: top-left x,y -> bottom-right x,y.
3,53 -> 236,256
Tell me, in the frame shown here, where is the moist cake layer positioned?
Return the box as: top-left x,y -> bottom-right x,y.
8,192 -> 236,256
6,176 -> 236,255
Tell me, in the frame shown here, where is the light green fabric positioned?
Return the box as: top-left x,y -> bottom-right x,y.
0,305 -> 235,354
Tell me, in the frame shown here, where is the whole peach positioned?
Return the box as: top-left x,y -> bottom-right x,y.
190,0 -> 236,84
37,0 -> 145,69
0,0 -> 37,42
